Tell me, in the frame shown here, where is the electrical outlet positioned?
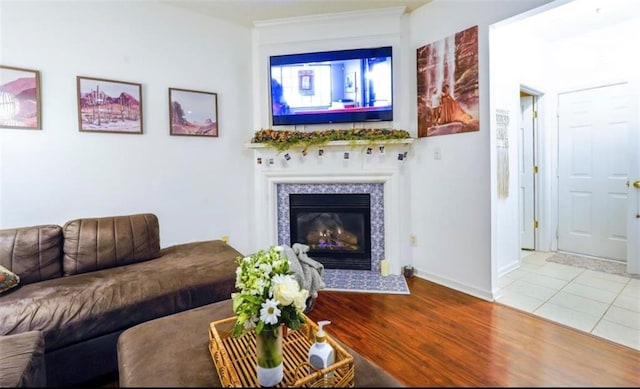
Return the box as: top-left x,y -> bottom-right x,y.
434,147 -> 442,160
410,235 -> 417,247
221,235 -> 229,244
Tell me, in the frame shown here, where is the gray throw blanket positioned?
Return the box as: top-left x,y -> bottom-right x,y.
281,243 -> 325,299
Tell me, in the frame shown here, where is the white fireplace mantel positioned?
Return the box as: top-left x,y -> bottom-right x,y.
248,140 -> 413,275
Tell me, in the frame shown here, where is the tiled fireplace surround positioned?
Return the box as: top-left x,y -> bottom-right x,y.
248,140 -> 413,276
276,182 -> 384,272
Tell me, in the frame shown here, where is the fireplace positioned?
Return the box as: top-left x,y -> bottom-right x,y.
289,193 -> 371,270
248,139 -> 413,275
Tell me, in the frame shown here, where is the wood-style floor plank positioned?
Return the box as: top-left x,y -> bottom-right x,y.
306,276 -> 640,387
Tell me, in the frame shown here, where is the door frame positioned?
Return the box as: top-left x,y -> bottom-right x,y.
627,80 -> 639,274
519,85 -> 542,251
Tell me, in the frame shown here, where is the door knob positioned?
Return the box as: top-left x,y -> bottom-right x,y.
634,181 -> 640,189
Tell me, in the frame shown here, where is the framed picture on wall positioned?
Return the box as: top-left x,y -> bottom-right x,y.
76,76 -> 143,134
168,87 -> 218,137
345,72 -> 356,93
298,70 -> 314,96
0,65 -> 42,130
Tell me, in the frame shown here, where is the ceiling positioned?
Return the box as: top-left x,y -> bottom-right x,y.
514,0 -> 640,41
161,0 -> 640,37
160,0 -> 433,27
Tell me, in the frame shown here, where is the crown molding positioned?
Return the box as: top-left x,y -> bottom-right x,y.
253,6 -> 406,28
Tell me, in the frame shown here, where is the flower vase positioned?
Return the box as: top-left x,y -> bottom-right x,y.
255,325 -> 284,387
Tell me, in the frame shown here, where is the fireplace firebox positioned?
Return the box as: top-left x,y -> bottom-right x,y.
289,193 -> 371,270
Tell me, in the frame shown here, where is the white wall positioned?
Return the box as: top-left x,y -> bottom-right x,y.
1,0 -> 574,301
489,12 -> 550,280
489,28 -> 523,278
0,1 -> 255,253
408,0 -> 552,300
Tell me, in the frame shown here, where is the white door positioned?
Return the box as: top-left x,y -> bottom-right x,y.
558,83 -> 631,262
519,95 -> 535,249
628,85 -> 640,274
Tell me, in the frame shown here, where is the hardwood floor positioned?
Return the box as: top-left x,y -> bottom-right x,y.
93,276 -> 639,387
306,276 -> 640,387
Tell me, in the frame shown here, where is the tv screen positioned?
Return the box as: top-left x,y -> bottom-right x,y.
269,46 -> 393,126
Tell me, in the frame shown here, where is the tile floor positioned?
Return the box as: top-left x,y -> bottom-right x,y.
497,250 -> 640,351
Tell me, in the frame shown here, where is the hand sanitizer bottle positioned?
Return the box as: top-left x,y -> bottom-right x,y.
307,320 -> 335,383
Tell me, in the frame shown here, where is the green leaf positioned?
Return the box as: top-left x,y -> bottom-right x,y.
255,320 -> 265,334
288,317 -> 301,330
232,323 -> 244,338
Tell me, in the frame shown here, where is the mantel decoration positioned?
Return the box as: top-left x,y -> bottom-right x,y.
251,128 -> 412,152
231,245 -> 309,387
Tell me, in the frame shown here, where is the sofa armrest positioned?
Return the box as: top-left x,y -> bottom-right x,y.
0,331 -> 47,387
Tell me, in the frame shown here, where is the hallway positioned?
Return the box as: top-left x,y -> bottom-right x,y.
496,251 -> 639,351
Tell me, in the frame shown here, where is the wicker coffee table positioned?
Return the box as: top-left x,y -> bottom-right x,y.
117,300 -> 403,387
209,315 -> 354,387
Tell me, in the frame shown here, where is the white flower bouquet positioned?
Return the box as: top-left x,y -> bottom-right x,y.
231,245 -> 309,338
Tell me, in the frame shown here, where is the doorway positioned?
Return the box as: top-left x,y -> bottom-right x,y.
491,0 -> 640,277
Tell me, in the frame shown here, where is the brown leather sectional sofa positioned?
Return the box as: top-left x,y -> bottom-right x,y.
0,213 -> 242,386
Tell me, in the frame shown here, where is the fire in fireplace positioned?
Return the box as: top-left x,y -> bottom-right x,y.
289,193 -> 371,270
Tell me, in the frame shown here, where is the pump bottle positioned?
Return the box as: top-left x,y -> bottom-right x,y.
307,320 -> 335,380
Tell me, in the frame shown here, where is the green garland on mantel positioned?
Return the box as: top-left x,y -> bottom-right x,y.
251,128 -> 412,152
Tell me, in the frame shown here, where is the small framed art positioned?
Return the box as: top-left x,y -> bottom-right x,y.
169,88 -> 218,137
297,70 -> 314,96
345,72 -> 356,93
0,65 -> 42,129
76,76 -> 143,134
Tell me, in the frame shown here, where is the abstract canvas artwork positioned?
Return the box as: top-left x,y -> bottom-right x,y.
417,25 -> 479,137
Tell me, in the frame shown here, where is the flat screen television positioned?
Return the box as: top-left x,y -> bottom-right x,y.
269,46 -> 393,126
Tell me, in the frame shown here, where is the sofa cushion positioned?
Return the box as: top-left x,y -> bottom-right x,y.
62,213 -> 161,276
0,265 -> 21,294
0,225 -> 63,285
0,240 -> 239,351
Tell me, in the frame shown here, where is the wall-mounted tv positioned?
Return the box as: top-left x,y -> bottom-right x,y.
269,46 -> 393,126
